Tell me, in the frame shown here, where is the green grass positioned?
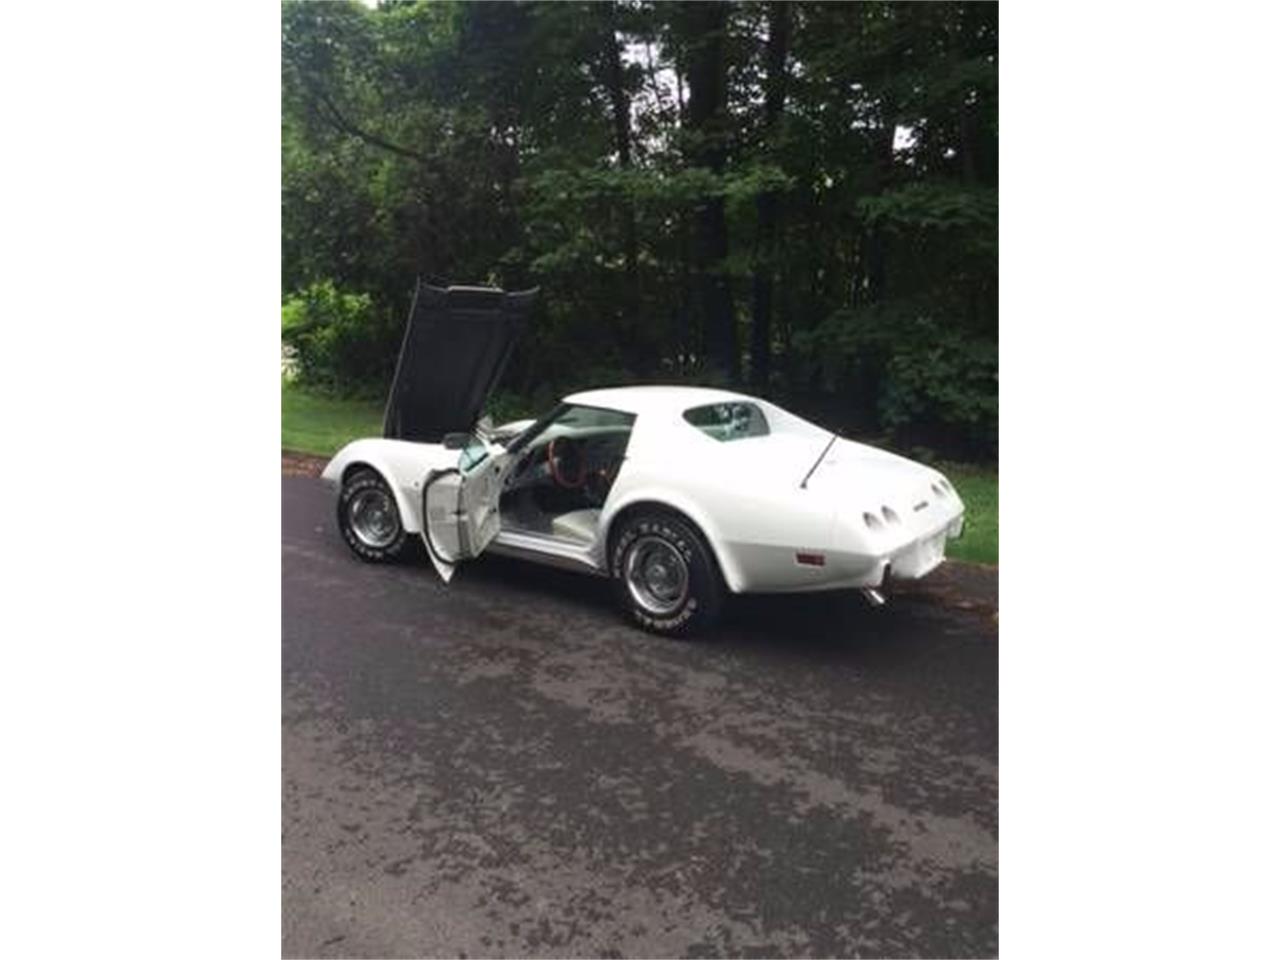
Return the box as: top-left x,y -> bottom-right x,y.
282,382 -> 384,457
944,463 -> 999,565
282,383 -> 998,564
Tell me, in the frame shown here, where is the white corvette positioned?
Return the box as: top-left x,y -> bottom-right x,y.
322,284 -> 965,635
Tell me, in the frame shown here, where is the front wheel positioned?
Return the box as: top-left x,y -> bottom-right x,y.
337,469 -> 407,563
610,512 -> 724,636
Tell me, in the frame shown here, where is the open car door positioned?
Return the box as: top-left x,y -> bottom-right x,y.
420,440 -> 510,583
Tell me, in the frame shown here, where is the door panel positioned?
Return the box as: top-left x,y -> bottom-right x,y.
421,469 -> 463,582
459,455 -> 504,554
420,442 -> 510,583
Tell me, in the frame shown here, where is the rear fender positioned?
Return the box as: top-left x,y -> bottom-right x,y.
600,486 -> 745,593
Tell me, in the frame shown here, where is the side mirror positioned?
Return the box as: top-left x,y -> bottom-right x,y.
442,432 -> 471,450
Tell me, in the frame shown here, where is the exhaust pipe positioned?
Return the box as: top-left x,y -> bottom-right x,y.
861,587 -> 886,608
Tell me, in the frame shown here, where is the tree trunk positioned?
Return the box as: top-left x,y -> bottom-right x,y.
749,1 -> 790,392
684,1 -> 737,384
867,40 -> 903,307
596,3 -> 651,374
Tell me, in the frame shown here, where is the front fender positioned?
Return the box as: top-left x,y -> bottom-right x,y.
322,437 -> 455,534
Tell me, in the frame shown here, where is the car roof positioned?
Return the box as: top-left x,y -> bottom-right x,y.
563,384 -> 757,416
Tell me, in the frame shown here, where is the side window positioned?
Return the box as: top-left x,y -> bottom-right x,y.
683,402 -> 770,442
530,405 -> 637,469
505,403 -> 636,502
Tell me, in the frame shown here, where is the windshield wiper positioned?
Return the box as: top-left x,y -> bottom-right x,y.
800,433 -> 838,489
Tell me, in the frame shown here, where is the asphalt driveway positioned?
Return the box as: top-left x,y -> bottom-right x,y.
282,475 -> 998,957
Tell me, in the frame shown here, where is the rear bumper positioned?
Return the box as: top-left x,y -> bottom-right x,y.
812,513 -> 963,591
725,510 -> 964,594
887,514 -> 964,579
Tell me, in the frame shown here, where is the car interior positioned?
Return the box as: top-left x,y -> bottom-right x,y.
498,404 -> 636,545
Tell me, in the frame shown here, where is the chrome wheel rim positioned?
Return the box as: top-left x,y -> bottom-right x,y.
348,488 -> 398,548
624,536 -> 689,616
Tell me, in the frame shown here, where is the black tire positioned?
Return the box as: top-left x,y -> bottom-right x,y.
337,469 -> 408,563
610,511 -> 724,636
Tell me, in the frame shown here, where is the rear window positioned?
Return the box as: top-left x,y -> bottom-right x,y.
683,402 -> 770,442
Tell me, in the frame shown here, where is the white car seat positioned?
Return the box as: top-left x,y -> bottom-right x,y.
551,508 -> 601,544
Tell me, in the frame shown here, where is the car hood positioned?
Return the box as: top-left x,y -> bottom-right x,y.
383,283 -> 538,443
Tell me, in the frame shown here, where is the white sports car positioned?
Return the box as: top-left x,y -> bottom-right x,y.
322,284 -> 965,635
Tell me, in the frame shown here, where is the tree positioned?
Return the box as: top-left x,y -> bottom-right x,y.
280,0 -> 999,457
682,1 -> 738,384
591,1 -> 649,372
749,1 -> 790,391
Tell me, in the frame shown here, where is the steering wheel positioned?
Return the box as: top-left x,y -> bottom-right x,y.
547,436 -> 587,489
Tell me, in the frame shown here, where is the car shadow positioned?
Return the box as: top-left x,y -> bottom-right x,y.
417,547 -> 956,668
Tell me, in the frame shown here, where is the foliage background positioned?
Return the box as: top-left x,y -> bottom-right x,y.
282,0 -> 997,460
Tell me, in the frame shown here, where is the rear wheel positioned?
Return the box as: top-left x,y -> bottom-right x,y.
610,511 -> 724,636
337,469 -> 407,563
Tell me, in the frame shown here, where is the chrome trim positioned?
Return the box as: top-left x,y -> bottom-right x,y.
488,529 -> 606,576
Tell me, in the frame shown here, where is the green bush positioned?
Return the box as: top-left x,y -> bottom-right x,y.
799,305 -> 997,458
879,331 -> 998,454
281,281 -> 398,393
